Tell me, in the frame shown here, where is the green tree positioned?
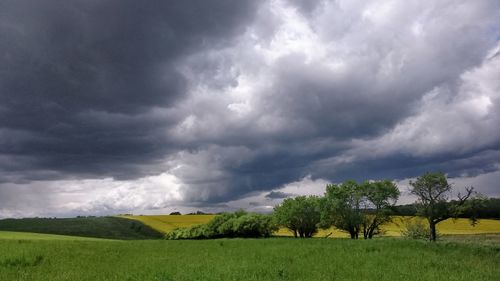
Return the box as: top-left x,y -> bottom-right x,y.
360,180 -> 400,239
274,196 -> 321,238
409,172 -> 478,241
165,210 -> 277,239
320,180 -> 364,239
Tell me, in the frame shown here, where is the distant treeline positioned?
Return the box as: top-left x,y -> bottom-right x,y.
394,198 -> 500,219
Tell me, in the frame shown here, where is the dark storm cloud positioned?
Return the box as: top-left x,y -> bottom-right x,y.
1,0 -> 500,217
168,0 -> 500,205
285,0 -> 323,15
0,0 -> 261,181
265,191 -> 294,199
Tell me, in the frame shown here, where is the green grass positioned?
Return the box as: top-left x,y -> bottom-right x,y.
0,217 -> 162,240
0,238 -> 498,281
440,233 -> 500,247
0,231 -> 112,241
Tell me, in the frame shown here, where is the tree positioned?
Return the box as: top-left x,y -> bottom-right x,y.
409,172 -> 478,241
273,196 -> 321,238
320,180 -> 364,239
360,180 -> 400,239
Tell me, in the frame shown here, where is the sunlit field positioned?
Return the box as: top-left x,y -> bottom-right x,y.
383,216 -> 500,236
120,215 -> 500,237
118,215 -> 215,233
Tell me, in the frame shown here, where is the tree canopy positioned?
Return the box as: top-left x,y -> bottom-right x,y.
360,180 -> 400,239
274,196 -> 321,238
320,180 -> 364,239
409,172 -> 481,241
320,180 -> 400,239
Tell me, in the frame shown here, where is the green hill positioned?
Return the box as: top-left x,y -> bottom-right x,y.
0,216 -> 163,240
0,231 -> 111,241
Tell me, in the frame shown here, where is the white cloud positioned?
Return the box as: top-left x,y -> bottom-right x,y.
346,44 -> 500,158
0,172 -> 184,218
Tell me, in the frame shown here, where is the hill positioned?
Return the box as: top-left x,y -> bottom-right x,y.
118,214 -> 214,233
0,231 -> 111,241
0,216 -> 163,240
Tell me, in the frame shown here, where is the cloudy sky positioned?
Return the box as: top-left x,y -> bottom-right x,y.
1,0 -> 499,217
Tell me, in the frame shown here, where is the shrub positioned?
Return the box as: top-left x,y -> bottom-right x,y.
232,213 -> 276,238
401,218 -> 438,240
165,210 -> 277,239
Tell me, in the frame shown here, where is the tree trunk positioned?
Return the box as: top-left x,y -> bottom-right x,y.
293,229 -> 297,238
429,221 -> 437,242
368,226 -> 375,239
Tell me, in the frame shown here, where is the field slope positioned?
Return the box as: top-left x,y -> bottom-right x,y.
0,217 -> 163,240
118,214 -> 214,233
0,231 -> 111,241
120,214 -> 500,237
0,238 -> 498,281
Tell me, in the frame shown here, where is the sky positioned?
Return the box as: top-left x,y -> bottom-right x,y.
0,0 -> 499,218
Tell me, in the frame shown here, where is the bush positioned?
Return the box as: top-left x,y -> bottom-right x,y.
400,218 -> 438,240
232,213 -> 276,238
165,210 -> 277,240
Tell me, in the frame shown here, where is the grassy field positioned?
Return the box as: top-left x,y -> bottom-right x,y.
120,214 -> 500,237
0,217 -> 162,240
0,237 -> 499,281
0,231 -> 112,241
440,234 -> 500,247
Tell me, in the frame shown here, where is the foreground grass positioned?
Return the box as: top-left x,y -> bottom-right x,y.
441,234 -> 500,247
0,238 -> 499,281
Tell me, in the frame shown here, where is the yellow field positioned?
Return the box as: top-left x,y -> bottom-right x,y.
118,215 -> 214,234
119,215 -> 500,237
383,216 -> 500,236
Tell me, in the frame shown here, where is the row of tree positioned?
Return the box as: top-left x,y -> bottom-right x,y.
393,198 -> 499,219
167,172 -> 483,241
274,179 -> 400,239
275,172 -> 482,241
